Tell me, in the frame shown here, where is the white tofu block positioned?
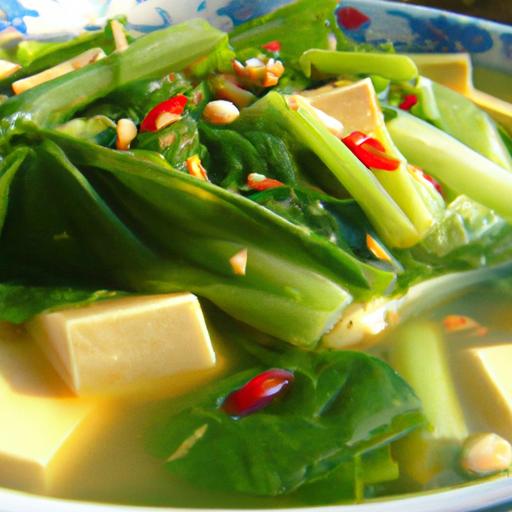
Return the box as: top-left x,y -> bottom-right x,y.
0,323 -> 94,491
28,293 -> 216,395
461,344 -> 512,441
306,78 -> 382,136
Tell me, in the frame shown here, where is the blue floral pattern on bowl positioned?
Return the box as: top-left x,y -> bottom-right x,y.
1,0 -> 511,75
336,0 -> 512,72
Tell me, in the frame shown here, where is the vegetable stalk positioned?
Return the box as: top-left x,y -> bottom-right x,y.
235,91 -> 420,248
387,110 -> 512,222
1,129 -> 396,346
300,50 -> 418,82
0,19 -> 227,135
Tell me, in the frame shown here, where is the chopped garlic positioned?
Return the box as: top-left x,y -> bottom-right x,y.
116,118 -> 138,151
461,433 -> 512,476
167,424 -> 208,462
186,155 -> 209,181
203,100 -> 240,125
111,19 -> 129,52
12,48 -> 106,95
229,248 -> 248,276
233,56 -> 285,88
0,59 -> 21,80
155,111 -> 182,131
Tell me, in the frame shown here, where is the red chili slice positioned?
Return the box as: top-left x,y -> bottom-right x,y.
399,94 -> 418,111
247,173 -> 285,191
262,40 -> 281,53
140,94 -> 188,132
222,369 -> 294,417
342,131 -> 400,171
422,172 -> 443,195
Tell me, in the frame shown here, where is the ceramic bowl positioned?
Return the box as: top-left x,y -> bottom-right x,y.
0,1 -> 511,511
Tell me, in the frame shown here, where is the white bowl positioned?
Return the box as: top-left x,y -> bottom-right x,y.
0,1 -> 511,510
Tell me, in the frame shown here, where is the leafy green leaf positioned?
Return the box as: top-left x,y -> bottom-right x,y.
0,283 -> 122,324
229,0 -> 347,69
93,73 -> 192,124
0,130 -> 396,346
135,116 -> 206,172
233,91 -> 419,248
251,186 -> 401,271
153,348 -> 423,497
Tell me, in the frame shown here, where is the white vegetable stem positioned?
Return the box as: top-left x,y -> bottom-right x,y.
12,48 -> 106,95
323,261 -> 512,348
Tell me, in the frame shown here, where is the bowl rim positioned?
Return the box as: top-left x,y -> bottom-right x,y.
356,0 -> 512,32
0,475 -> 510,512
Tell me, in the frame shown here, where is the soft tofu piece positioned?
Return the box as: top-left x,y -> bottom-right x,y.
460,344 -> 512,441
0,322 -> 94,491
407,53 -> 474,95
305,77 -> 382,136
28,293 -> 216,396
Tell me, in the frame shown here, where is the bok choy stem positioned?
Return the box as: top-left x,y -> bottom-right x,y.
300,50 -> 418,81
0,19 -> 226,135
234,92 -> 419,248
387,110 -> 512,222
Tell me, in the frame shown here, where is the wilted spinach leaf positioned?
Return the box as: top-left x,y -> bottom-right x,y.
152,348 -> 424,498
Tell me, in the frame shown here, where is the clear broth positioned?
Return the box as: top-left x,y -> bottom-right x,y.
22,277 -> 510,508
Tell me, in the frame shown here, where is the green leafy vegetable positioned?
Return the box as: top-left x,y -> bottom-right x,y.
198,123 -> 300,190
0,19 -> 227,137
419,195 -> 505,258
229,0 -> 346,69
234,91 -> 419,248
0,129 -> 396,346
153,346 -> 424,497
136,117 -> 206,172
56,115 -> 116,146
251,185 -> 401,271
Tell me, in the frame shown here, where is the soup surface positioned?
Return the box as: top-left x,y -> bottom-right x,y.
6,275 -> 503,508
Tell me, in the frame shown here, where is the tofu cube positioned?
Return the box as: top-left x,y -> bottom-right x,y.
306,78 -> 383,136
0,322 -> 94,491
460,344 -> 512,441
28,293 -> 216,396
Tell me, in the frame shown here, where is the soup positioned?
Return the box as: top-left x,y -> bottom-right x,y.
0,0 -> 511,508
3,275 -> 501,508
